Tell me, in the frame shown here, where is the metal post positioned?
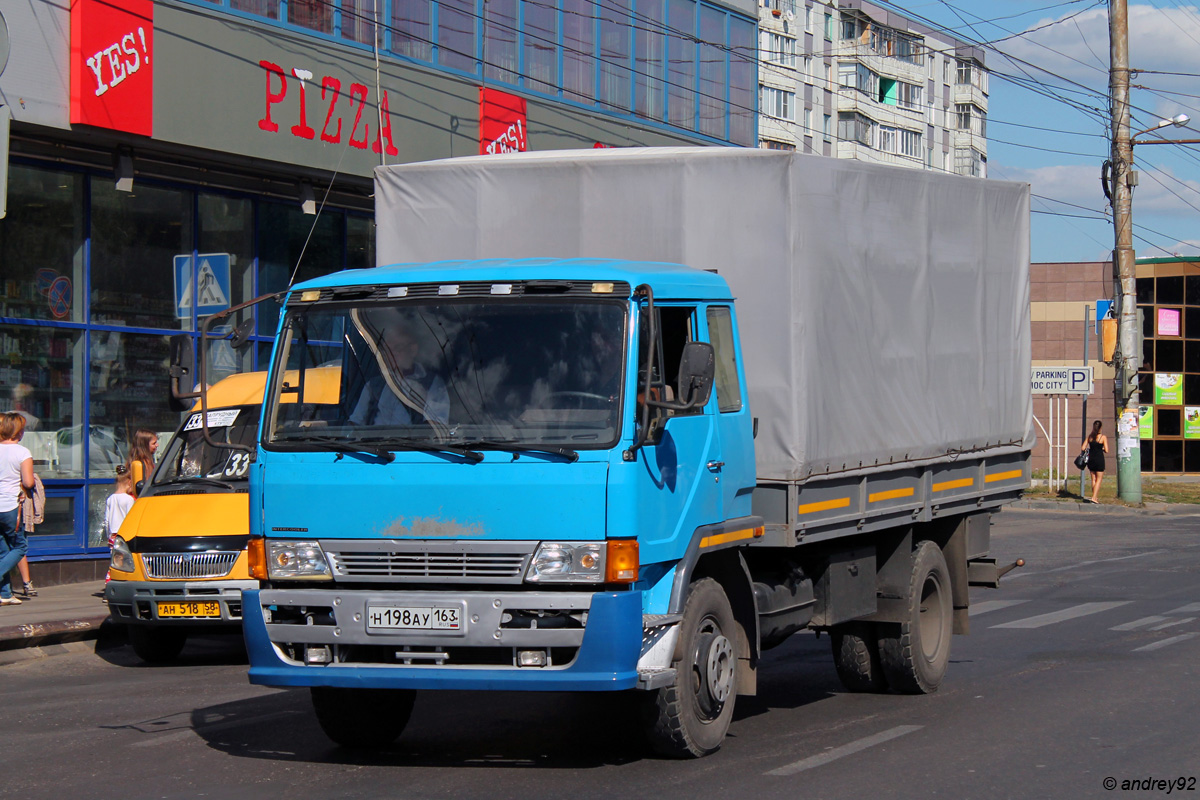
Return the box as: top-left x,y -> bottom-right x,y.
1081,305 -> 1090,497
1110,0 -> 1142,502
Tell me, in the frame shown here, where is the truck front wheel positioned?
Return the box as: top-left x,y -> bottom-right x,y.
311,687 -> 416,749
128,627 -> 187,663
644,578 -> 738,758
830,621 -> 886,692
877,540 -> 953,694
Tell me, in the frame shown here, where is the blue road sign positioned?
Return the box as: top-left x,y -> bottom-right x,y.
174,253 -> 232,319
1096,299 -> 1114,334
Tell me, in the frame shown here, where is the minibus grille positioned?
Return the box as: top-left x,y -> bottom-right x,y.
142,552 -> 240,579
329,551 -> 530,582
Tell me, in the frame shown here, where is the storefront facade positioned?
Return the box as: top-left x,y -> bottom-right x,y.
0,0 -> 757,580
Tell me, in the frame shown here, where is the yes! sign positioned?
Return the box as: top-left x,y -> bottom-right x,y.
70,0 -> 154,136
479,88 -> 527,155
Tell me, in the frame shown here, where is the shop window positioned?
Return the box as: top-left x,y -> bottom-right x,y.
197,194 -> 255,372
1157,339 -> 1184,372
393,0 -> 433,61
88,332 -> 180,477
0,165 -> 85,323
1138,372 -> 1153,399
484,0 -> 519,83
1187,274 -> 1200,307
91,182 -> 194,330
1186,307 -> 1200,340
1185,374 -> 1200,405
289,0 -> 333,33
257,202 -> 344,336
1158,407 -> 1182,437
0,325 -> 85,479
563,0 -> 596,102
1155,439 -> 1183,472
1186,441 -> 1200,473
1143,338 -> 1153,368
340,0 -> 376,44
667,0 -> 696,129
697,5 -> 725,136
526,0 -> 560,96
1187,341 -> 1200,373
1141,441 -> 1153,472
439,0 -> 478,73
1136,277 -> 1154,305
1158,276 -> 1184,304
347,215 -> 375,271
599,0 -> 633,112
26,491 -> 81,552
1141,305 -> 1153,337
87,484 -> 114,548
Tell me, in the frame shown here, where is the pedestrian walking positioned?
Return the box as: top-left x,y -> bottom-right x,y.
0,412 -> 36,606
1081,420 -> 1109,504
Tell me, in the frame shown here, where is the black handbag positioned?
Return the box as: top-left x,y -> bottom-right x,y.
1074,451 -> 1089,470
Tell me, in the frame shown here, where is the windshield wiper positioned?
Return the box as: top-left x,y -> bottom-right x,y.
158,476 -> 236,489
359,437 -> 484,463
273,435 -> 396,463
458,439 -> 579,463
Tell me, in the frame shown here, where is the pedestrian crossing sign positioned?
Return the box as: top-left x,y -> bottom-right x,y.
174,253 -> 232,319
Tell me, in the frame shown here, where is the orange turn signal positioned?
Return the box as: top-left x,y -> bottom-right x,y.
605,539 -> 639,583
248,538 -> 268,580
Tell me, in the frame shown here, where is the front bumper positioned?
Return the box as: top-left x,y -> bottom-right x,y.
244,587 -> 643,691
106,580 -> 258,626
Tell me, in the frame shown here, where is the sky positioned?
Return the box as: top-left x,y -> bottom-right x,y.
892,0 -> 1200,264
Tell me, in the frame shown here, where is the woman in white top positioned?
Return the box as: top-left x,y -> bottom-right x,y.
105,464 -> 136,543
0,412 -> 36,606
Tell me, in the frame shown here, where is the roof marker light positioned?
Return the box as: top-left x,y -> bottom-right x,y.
299,290 -> 321,302
439,285 -> 460,296
491,284 -> 513,295
387,286 -> 408,298
592,282 -> 615,294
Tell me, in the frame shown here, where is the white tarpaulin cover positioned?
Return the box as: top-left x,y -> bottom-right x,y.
375,148 -> 1034,482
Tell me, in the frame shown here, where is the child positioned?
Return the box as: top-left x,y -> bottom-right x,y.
104,465 -> 136,583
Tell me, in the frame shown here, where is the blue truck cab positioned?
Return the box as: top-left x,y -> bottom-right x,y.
243,258 -> 763,754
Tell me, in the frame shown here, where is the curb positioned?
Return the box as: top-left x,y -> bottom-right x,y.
0,615 -> 112,653
1009,499 -> 1200,516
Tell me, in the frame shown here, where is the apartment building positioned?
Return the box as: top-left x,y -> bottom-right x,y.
757,0 -> 988,176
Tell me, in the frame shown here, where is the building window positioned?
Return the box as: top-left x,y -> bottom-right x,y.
804,106 -> 812,136
439,0 -> 478,73
599,0 -> 633,111
956,103 -> 987,137
956,59 -> 988,92
763,32 -> 796,67
526,0 -> 560,95
824,11 -> 833,40
954,147 -> 985,177
900,128 -> 921,157
762,139 -> 796,150
878,124 -> 896,153
288,0 -> 332,33
729,17 -> 757,146
898,81 -> 922,110
667,0 -> 696,129
838,111 -> 871,145
563,0 -> 596,102
761,85 -> 795,120
823,113 -> 832,141
484,0 -> 519,83
392,0 -> 432,61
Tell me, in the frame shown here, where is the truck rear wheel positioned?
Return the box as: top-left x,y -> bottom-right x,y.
877,540 -> 952,694
830,622 -> 886,692
129,627 -> 187,663
644,578 -> 738,758
311,687 -> 416,749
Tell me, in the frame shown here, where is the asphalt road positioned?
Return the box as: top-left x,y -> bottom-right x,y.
7,508 -> 1200,800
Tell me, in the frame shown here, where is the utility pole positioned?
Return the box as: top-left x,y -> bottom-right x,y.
1109,0 -> 1141,503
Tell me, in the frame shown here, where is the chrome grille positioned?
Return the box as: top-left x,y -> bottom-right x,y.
330,551 -> 529,582
142,552 -> 240,580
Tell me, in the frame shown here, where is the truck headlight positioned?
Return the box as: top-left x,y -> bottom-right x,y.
267,540 -> 332,581
526,542 -> 604,583
110,536 -> 135,574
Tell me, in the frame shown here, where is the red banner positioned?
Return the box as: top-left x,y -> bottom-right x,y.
70,0 -> 154,136
479,88 -> 527,155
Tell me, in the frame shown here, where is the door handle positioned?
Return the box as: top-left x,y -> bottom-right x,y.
706,460 -> 725,472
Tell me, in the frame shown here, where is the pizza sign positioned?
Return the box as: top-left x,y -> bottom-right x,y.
69,0 -> 154,136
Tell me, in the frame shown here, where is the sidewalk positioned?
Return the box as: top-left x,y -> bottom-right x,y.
0,580 -> 112,665
1009,497 -> 1200,515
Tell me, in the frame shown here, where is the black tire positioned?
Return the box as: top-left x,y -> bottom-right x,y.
877,540 -> 953,694
830,621 -> 887,692
311,687 -> 416,750
644,578 -> 738,758
128,627 -> 187,664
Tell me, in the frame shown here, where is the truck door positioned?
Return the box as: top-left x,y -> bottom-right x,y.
705,305 -> 756,521
619,304 -> 722,565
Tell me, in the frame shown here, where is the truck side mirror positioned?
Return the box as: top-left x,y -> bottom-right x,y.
168,334 -> 197,412
230,318 -> 256,351
676,342 -> 715,409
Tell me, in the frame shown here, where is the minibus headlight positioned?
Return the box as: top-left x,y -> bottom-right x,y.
526,542 -> 604,583
267,540 -> 332,580
110,536 -> 135,574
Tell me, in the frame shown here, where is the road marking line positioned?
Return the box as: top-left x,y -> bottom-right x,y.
969,599 -> 1030,616
766,725 -> 923,776
1149,617 -> 1195,631
1132,633 -> 1199,653
991,601 -> 1131,629
1167,602 -> 1200,614
1006,550 -> 1165,580
1110,616 -> 1170,631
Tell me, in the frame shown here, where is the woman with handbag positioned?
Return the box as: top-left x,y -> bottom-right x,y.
1080,420 -> 1109,504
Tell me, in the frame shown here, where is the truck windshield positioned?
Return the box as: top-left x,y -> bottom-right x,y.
265,300 -> 627,450
153,405 -> 261,486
